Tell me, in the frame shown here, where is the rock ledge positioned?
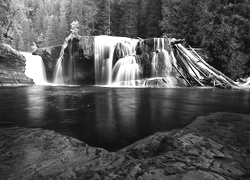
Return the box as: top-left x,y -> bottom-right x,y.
0,112 -> 249,179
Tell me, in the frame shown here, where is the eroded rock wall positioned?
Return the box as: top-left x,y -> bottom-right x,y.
0,44 -> 33,86
33,45 -> 62,82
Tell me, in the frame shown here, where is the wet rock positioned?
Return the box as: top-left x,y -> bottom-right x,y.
33,45 -> 62,82
0,127 -> 120,179
119,112 -> 250,179
113,41 -> 133,67
0,43 -> 34,85
1,113 -> 249,179
62,36 -> 95,85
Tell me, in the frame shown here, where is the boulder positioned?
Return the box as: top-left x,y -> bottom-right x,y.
113,41 -> 133,67
0,44 -> 33,86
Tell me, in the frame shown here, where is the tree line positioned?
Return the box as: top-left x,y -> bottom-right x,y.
0,0 -> 249,79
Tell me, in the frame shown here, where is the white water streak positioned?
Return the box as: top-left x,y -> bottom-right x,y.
21,52 -> 48,85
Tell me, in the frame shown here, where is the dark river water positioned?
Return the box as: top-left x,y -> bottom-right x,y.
0,85 -> 250,151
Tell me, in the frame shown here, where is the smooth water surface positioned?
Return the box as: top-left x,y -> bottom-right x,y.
0,86 -> 250,151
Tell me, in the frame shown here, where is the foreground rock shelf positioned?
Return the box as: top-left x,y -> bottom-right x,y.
0,112 -> 249,179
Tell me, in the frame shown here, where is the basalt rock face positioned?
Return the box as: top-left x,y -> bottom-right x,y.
62,36 -> 95,84
0,112 -> 249,179
0,44 -> 33,85
135,38 -> 179,79
33,45 -> 62,82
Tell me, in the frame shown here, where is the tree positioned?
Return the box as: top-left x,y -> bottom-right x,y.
44,15 -> 59,46
34,0 -> 45,34
146,0 -> 163,37
161,0 -> 250,79
0,0 -> 10,43
119,0 -> 138,38
58,2 -> 69,44
95,0 -> 112,35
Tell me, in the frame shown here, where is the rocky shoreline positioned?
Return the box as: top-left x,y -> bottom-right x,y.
0,112 -> 249,179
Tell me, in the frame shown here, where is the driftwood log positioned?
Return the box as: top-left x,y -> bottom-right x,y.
173,43 -> 239,89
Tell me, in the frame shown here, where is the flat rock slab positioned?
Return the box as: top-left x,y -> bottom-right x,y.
0,112 -> 249,179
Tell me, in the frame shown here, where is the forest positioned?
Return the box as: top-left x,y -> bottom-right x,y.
0,0 -> 249,80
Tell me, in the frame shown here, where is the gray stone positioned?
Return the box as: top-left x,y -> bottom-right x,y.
0,112 -> 249,179
0,43 -> 34,86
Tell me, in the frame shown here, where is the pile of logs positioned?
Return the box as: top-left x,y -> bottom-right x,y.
170,39 -> 240,89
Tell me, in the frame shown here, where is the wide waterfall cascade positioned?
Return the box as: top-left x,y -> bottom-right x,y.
94,35 -> 139,85
112,56 -> 140,86
50,35 -> 238,88
21,52 -> 48,85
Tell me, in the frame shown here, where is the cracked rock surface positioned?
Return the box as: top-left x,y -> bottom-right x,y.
0,112 -> 249,179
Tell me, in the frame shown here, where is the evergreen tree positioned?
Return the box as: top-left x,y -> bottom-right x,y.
146,0 -> 163,37
103,0 -> 111,35
119,0 -> 138,38
22,19 -> 35,51
34,0 -> 45,34
161,0 -> 250,79
110,0 -> 123,36
44,15 -> 59,46
58,2 -> 69,44
0,0 -> 10,43
95,0 -> 112,35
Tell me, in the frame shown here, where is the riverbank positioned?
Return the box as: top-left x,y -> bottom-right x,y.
0,112 -> 249,179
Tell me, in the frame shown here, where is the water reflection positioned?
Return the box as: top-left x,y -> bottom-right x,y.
0,86 -> 250,151
26,87 -> 46,126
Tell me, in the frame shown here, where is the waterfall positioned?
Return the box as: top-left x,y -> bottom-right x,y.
151,38 -> 176,78
53,40 -> 77,85
54,56 -> 64,84
94,35 -> 138,85
21,52 -> 48,85
112,56 -> 140,86
153,38 -> 165,51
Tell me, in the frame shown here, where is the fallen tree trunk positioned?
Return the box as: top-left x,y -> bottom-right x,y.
175,44 -> 239,89
188,45 -> 239,87
175,49 -> 205,86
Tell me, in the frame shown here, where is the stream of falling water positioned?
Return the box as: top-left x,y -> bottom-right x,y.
94,35 -> 138,85
21,52 -> 48,85
112,56 -> 140,86
54,42 -> 68,84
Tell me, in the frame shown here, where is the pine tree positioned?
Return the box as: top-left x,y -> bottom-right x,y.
0,0 -> 10,43
95,0 -> 111,35
44,15 -> 59,46
146,0 -> 163,37
34,0 -> 45,34
119,1 -> 138,38
58,2 -> 69,44
103,0 -> 111,35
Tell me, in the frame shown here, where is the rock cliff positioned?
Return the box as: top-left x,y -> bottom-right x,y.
0,112 -> 249,179
32,45 -> 62,82
0,44 -> 33,86
34,35 -> 95,84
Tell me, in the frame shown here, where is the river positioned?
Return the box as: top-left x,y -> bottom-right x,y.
0,85 -> 249,151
